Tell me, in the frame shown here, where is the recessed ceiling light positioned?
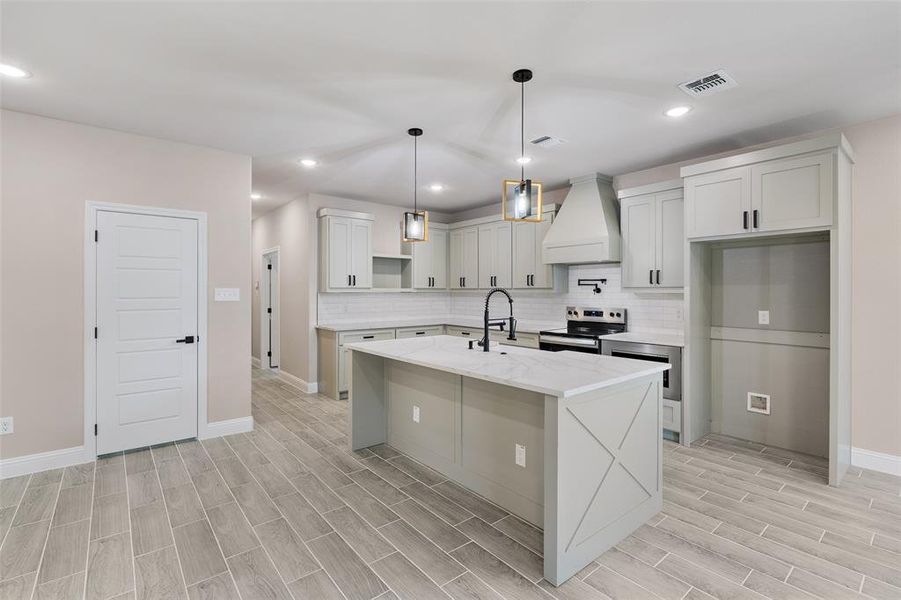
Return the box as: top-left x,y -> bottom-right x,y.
0,63 -> 31,78
665,105 -> 692,118
300,158 -> 318,167
516,156 -> 532,165
250,193 -> 262,200
429,184 -> 444,192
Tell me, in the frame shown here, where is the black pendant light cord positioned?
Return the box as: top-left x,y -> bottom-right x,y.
520,79 -> 525,182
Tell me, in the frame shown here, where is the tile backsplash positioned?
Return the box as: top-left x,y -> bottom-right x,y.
318,264 -> 684,332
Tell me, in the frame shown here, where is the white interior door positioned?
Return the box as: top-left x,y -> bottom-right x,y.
96,210 -> 199,454
264,251 -> 280,369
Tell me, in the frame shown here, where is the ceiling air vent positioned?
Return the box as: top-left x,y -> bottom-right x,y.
530,135 -> 566,148
679,69 -> 738,97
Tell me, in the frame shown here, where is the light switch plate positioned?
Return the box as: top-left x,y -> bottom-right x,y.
0,417 -> 13,435
515,443 -> 526,468
412,405 -> 420,424
215,288 -> 240,302
758,310 -> 770,325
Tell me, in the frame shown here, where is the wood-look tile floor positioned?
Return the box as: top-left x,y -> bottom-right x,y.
2,368 -> 900,600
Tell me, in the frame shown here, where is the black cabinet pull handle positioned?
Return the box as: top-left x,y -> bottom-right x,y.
176,335 -> 195,344
362,335 -> 374,340
415,331 -> 425,335
649,269 -> 654,285
462,277 -> 466,288
348,275 -> 352,286
461,331 -> 470,336
352,275 -> 356,286
753,209 -> 759,229
656,269 -> 660,285
743,211 -> 749,230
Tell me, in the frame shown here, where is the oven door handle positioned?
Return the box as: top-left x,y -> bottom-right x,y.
539,335 -> 599,349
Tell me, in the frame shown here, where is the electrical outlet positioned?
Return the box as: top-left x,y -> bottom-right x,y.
0,417 -> 13,435
515,443 -> 526,468
412,405 -> 420,424
758,310 -> 770,325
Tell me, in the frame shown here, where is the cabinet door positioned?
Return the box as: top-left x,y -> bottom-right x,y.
430,229 -> 448,289
685,166 -> 751,238
349,219 -> 372,288
478,222 -> 512,289
449,229 -> 465,289
530,214 -> 554,288
656,191 -> 684,288
461,227 -> 479,289
752,152 -> 833,232
327,217 -> 352,289
620,196 -> 656,288
412,236 -> 433,289
512,221 -> 534,288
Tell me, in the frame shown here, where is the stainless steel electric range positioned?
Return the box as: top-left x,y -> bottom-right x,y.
538,307 -> 627,354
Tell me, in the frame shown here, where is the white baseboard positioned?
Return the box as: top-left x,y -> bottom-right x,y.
852,446 -> 901,476
251,356 -> 261,368
201,416 -> 254,440
278,369 -> 318,394
0,445 -> 94,480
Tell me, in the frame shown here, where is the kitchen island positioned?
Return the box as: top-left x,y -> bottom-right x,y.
346,334 -> 668,585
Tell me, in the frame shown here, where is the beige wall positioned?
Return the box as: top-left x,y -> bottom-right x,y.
251,193 -> 450,383
614,114 -> 901,458
0,110 -> 252,460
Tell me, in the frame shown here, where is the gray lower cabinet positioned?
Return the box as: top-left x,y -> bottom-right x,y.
662,399 -> 682,433
395,325 -> 445,339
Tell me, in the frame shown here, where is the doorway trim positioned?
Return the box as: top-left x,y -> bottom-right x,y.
260,246 -> 280,372
84,201 -> 209,458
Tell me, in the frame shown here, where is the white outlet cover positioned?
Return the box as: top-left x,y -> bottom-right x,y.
758,310 -> 770,325
214,288 -> 241,302
515,443 -> 526,468
0,417 -> 13,434
412,405 -> 420,423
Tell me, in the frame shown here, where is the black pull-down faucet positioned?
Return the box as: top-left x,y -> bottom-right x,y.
479,288 -> 517,352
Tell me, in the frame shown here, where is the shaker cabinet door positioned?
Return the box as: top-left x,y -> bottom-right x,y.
685,166 -> 751,238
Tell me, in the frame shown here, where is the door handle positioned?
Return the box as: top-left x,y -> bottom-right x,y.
649,269 -> 654,285
743,211 -> 749,230
352,275 -> 356,286
462,277 -> 466,288
753,209 -> 759,229
656,269 -> 660,285
176,336 -> 195,344
348,274 -> 352,286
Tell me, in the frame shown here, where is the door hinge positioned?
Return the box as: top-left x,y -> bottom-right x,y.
94,327 -> 98,339
94,424 -> 97,436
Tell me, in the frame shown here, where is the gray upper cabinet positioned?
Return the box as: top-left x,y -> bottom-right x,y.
512,213 -> 554,289
450,226 -> 479,289
752,151 -> 833,232
478,221 -> 512,289
318,209 -> 374,291
684,150 -> 834,239
684,166 -> 751,238
412,226 -> 448,289
619,183 -> 683,289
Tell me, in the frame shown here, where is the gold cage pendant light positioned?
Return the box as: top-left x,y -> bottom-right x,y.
402,127 -> 429,242
502,68 -> 542,222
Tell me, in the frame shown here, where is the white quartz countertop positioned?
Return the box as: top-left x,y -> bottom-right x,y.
317,316 -> 564,334
345,335 -> 669,398
601,331 -> 685,347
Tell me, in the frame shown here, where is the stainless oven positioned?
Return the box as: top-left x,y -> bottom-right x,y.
601,340 -> 681,401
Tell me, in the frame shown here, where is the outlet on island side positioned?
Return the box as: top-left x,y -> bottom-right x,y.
412,405 -> 420,424
0,417 -> 13,435
758,310 -> 770,325
515,443 -> 526,468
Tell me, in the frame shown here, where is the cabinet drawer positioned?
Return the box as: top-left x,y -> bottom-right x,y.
496,331 -> 539,349
338,329 -> 396,345
395,325 -> 445,339
446,325 -> 480,338
662,399 -> 682,433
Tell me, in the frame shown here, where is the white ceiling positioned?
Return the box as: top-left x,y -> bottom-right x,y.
2,2 -> 899,218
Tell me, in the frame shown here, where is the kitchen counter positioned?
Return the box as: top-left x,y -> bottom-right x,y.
316,316 -> 564,334
347,335 -> 665,586
602,330 -> 685,347
345,334 -> 669,398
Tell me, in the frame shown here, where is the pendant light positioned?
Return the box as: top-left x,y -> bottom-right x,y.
403,127 -> 429,242
503,68 -> 542,222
